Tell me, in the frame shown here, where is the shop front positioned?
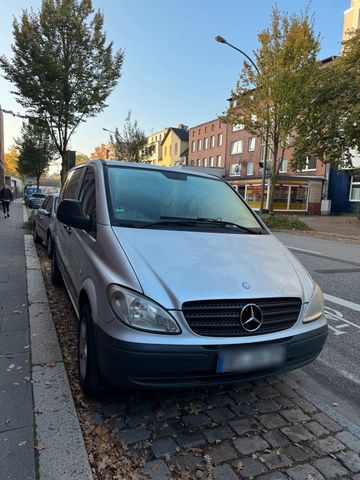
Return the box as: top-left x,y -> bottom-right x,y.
230,177 -> 324,214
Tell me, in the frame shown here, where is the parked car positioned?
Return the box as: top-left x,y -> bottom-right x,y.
53,161 -> 328,396
28,193 -> 46,209
33,194 -> 59,258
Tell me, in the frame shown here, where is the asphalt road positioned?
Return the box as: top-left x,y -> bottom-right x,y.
275,232 -> 360,427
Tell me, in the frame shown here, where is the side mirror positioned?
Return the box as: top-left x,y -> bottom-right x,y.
57,199 -> 92,231
38,208 -> 50,217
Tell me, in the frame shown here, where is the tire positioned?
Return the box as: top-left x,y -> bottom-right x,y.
47,233 -> 53,258
78,303 -> 102,397
33,223 -> 42,244
51,245 -> 63,287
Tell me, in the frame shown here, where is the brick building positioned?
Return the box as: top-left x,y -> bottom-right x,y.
188,119 -> 227,169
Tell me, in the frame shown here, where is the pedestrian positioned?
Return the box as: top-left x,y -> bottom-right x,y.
0,184 -> 13,218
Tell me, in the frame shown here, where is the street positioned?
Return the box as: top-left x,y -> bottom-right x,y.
275,232 -> 360,427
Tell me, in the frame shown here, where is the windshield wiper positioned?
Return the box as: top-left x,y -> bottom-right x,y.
139,216 -> 263,234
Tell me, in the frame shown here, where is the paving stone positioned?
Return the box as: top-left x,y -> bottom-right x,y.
254,385 -> 280,400
207,442 -> 238,464
257,472 -> 287,480
175,431 -> 206,448
154,405 -> 180,420
102,401 -> 126,417
306,421 -> 330,437
312,413 -> 342,433
230,390 -> 257,404
310,436 -> 346,455
281,424 -> 313,443
229,417 -> 261,435
117,427 -> 150,445
287,463 -> 325,480
291,396 -> 318,415
261,451 -> 292,470
256,400 -> 281,413
262,429 -> 290,448
277,396 -> 296,409
182,413 -> 210,428
125,411 -> 152,428
312,457 -> 349,479
171,453 -> 204,472
209,394 -> 235,407
230,404 -> 257,418
285,445 -> 315,462
203,425 -> 233,444
259,413 -> 289,429
145,459 -> 171,479
151,436 -> 178,458
213,464 -> 239,480
153,418 -> 183,437
233,435 -> 269,455
235,457 -> 267,477
280,408 -> 310,424
208,407 -> 235,423
337,451 -> 360,473
353,473 -> 360,479
336,431 -> 360,453
273,381 -> 298,398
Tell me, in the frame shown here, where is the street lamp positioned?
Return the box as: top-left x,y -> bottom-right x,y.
215,35 -> 269,216
102,127 -> 116,135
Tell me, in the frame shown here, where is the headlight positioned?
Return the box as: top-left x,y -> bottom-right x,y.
107,285 -> 181,334
303,283 -> 324,323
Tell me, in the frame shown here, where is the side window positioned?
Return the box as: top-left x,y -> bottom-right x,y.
61,168 -> 83,200
46,197 -> 53,213
79,168 -> 96,237
42,197 -> 50,210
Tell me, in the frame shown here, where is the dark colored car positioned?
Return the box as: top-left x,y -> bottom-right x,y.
33,194 -> 59,257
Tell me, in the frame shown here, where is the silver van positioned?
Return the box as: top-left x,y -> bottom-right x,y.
53,161 -> 327,396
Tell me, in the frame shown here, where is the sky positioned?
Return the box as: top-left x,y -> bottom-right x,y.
0,0 -> 349,173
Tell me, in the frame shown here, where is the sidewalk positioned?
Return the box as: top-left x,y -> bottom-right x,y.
299,215 -> 360,239
0,200 -> 35,479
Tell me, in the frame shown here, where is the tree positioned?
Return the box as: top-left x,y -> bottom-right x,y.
90,143 -> 115,160
222,8 -> 320,213
0,0 -> 124,183
292,29 -> 360,172
16,120 -> 56,189
109,111 -> 154,163
4,147 -> 19,177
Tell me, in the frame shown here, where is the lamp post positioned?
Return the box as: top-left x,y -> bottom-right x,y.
215,35 -> 268,216
102,127 -> 116,135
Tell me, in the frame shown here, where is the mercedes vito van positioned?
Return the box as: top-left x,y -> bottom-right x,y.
53,161 -> 327,396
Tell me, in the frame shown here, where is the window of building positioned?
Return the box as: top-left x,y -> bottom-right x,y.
232,123 -> 244,131
205,127 -> 207,133
218,133 -> 223,146
230,164 -> 241,176
197,139 -> 202,151
191,141 -> 196,152
175,143 -> 178,154
204,137 -> 208,150
197,159 -> 201,166
302,156 -> 317,171
169,145 -> 171,155
209,157 -> 214,167
212,124 -> 214,130
230,140 -> 243,155
164,146 -> 167,156
203,158 -> 208,167
248,138 -> 256,152
279,158 -> 288,173
350,175 -> 360,201
192,131 -> 195,137
246,162 -> 254,175
210,135 -> 215,148
216,155 -> 222,167
198,128 -> 201,134
190,160 -> 194,166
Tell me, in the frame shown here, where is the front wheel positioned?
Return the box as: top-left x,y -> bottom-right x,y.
78,304 -> 102,397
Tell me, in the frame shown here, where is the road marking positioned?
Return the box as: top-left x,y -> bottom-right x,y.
319,358 -> 360,385
287,246 -> 322,255
324,293 -> 360,313
328,325 -> 347,335
324,304 -> 360,333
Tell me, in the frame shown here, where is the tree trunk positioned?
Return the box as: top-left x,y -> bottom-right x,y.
268,142 -> 279,215
60,150 -> 67,185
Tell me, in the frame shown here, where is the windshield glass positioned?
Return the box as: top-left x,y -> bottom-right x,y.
32,194 -> 46,198
106,166 -> 263,232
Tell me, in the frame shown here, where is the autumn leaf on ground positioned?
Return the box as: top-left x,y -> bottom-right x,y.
188,403 -> 201,415
46,360 -> 56,368
35,444 -> 45,451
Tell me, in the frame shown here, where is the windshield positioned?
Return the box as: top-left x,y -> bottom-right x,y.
105,166 -> 264,233
32,194 -> 46,198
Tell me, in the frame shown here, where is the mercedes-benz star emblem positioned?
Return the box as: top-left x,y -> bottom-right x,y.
240,304 -> 263,332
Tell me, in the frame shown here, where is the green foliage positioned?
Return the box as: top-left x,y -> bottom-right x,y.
110,111 -> 154,163
221,7 -> 320,212
262,214 -> 311,231
16,120 -> 56,188
0,0 -> 124,182
293,29 -> 360,171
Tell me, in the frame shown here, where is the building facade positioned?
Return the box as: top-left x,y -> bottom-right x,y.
0,110 -> 4,187
161,125 -> 189,166
343,0 -> 360,43
188,119 -> 227,169
146,128 -> 168,165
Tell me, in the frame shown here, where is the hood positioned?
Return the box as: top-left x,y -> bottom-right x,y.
113,227 -> 315,309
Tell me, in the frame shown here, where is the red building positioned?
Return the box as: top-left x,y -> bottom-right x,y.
188,119 -> 227,169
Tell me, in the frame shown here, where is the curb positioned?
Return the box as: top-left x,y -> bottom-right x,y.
23,207 -> 92,479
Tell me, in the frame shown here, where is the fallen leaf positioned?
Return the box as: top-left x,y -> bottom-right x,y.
18,441 -> 27,447
35,444 -> 45,451
46,360 -> 56,368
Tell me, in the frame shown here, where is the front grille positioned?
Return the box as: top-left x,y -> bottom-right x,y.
182,297 -> 302,337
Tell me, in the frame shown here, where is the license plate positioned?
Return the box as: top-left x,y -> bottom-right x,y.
216,345 -> 286,374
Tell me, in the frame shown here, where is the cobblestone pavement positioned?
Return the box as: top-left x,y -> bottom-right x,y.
94,376 -> 360,479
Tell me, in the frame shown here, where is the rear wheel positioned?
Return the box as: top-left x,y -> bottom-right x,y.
78,304 -> 102,397
47,233 -> 53,258
51,245 -> 63,286
33,223 -> 42,244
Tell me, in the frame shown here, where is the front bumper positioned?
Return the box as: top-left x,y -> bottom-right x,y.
95,324 -> 328,389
